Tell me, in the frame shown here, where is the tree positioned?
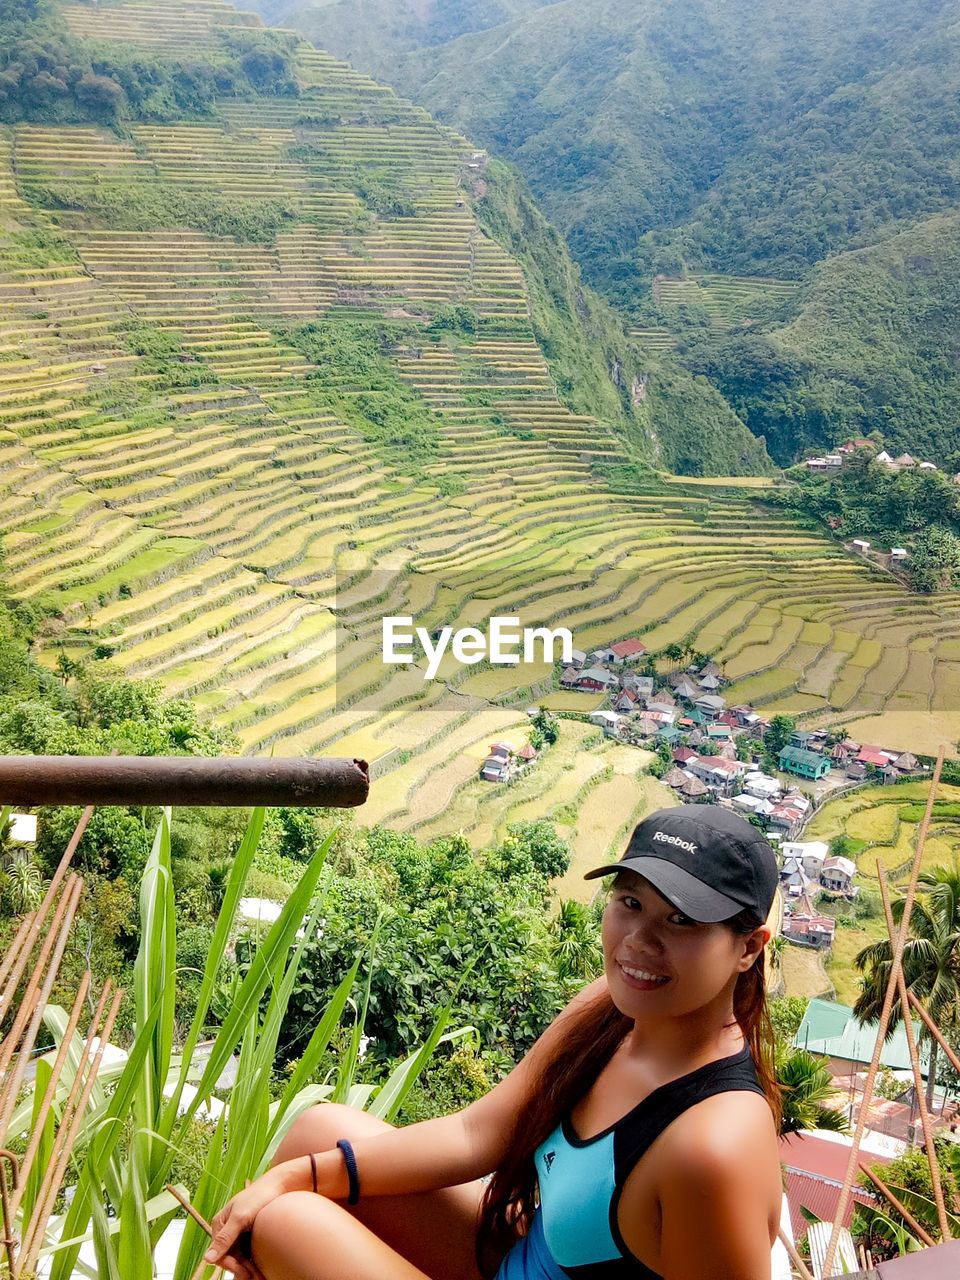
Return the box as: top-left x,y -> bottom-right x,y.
777,1047 -> 850,1136
497,820 -> 571,881
908,525 -> 960,593
74,72 -> 124,118
550,899 -> 603,981
765,714 -> 797,755
663,642 -> 684,668
648,739 -> 673,778
769,996 -> 809,1051
533,708 -> 559,745
55,648 -> 83,685
830,834 -> 859,860
854,867 -> 960,1113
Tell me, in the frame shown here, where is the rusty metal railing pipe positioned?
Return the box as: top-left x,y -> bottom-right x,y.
0,755 -> 370,808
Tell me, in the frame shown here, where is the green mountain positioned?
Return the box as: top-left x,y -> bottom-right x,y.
275,0 -> 554,69
266,0 -> 960,281
679,214 -> 960,465
262,0 -> 960,464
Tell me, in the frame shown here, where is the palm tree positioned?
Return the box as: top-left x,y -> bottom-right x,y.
0,850 -> 44,913
854,865 -> 960,1112
663,642 -> 684,669
777,1047 -> 851,1135
551,899 -> 604,981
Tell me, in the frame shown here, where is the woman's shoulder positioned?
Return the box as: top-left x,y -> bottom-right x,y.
670,1086 -> 777,1149
652,1086 -> 779,1187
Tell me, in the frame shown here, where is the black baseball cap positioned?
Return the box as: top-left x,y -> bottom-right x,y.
584,805 -> 778,923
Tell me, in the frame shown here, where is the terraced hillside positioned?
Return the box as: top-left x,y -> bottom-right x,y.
803,779 -> 960,1003
652,275 -> 802,328
630,274 -> 802,350
2,0 -> 959,851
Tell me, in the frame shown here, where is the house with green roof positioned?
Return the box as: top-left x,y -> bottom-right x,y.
794,997 -> 930,1076
779,745 -> 831,780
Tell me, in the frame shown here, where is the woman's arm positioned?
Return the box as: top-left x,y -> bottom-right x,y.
205,975 -> 610,1268
621,1092 -> 780,1280
291,973 -> 610,1197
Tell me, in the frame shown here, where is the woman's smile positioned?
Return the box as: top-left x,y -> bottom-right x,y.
617,961 -> 670,989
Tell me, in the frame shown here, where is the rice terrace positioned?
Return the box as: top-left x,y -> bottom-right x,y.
2,0 -> 960,872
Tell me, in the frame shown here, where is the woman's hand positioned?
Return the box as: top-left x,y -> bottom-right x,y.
204,1168 -> 290,1278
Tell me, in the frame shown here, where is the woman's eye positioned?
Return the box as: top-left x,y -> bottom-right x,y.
622,896 -> 642,910
669,912 -> 696,926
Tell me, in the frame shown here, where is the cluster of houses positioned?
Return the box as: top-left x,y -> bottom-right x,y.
776,728 -> 921,785
777,838 -> 863,949
804,439 -> 949,477
657,748 -> 815,838
480,739 -> 538,783
560,641 -> 764,750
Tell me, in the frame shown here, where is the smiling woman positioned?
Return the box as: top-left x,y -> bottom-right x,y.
203,806 -> 784,1280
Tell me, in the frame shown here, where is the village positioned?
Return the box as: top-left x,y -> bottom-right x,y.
477,639 -> 960,1266
479,635 -> 927,959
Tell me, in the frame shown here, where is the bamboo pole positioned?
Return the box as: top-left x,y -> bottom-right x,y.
822,745 -> 945,1276
0,1149 -> 20,1279
877,867 -> 950,1239
16,976 -> 115,1267
0,875 -> 83,1140
0,755 -> 370,807
0,873 -> 78,1078
19,983 -> 124,1274
0,909 -> 37,1021
857,1162 -> 936,1247
778,1227 -> 815,1280
166,1184 -> 212,1236
6,972 -> 91,1219
906,990 -> 960,1080
0,803 -> 93,1023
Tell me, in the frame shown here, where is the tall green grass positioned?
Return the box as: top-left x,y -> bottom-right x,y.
8,808 -> 465,1278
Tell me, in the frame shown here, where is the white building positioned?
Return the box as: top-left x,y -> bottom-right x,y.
780,840 -> 829,877
590,709 -> 623,737
8,813 -> 37,842
744,772 -> 782,800
820,855 -> 856,893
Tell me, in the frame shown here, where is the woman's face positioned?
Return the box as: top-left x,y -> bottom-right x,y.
601,870 -> 767,1022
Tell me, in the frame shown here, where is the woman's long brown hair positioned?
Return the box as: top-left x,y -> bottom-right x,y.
475,906 -> 781,1269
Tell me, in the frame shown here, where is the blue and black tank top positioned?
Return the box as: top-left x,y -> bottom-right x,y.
494,1043 -> 765,1280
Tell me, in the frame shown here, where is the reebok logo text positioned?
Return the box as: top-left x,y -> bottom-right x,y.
652,831 -> 698,854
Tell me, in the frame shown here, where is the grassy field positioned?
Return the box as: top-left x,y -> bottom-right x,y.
782,945 -> 834,1000
801,779 -> 960,1001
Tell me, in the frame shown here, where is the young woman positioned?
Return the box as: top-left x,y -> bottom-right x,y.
204,805 -> 784,1280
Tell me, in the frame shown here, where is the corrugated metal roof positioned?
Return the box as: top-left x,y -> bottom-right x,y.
807,1220 -> 859,1278
795,998 -> 930,1074
785,1168 -> 875,1242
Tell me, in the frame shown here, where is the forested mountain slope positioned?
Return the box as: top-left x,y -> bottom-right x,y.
269,0 -> 554,70
258,0 -> 960,466
268,0 -> 960,281
680,215 -> 960,465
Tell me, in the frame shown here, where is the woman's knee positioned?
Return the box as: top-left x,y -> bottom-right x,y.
272,1102 -> 393,1167
252,1191 -> 338,1275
